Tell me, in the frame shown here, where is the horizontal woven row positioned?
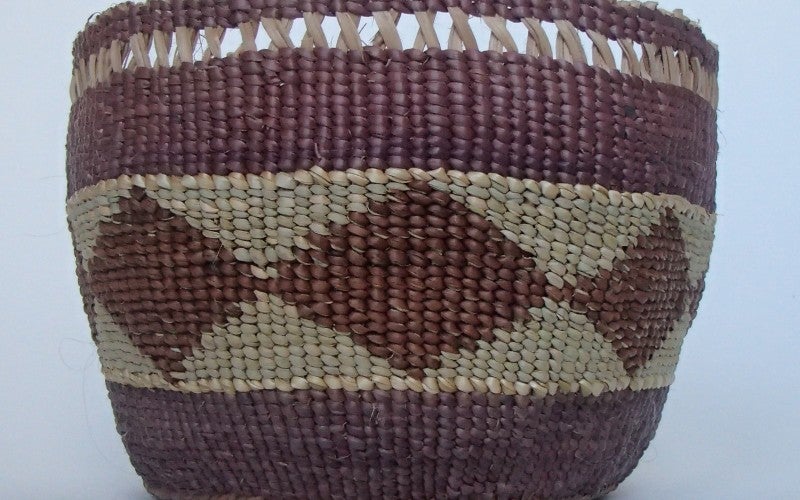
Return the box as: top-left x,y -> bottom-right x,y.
68,169 -> 714,396
109,382 -> 668,499
69,5 -> 718,105
67,47 -> 718,210
73,0 -> 718,72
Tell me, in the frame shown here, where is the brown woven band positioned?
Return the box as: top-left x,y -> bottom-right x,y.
108,382 -> 667,499
73,0 -> 718,72
66,47 -> 717,210
69,170 -> 714,397
77,181 -> 701,382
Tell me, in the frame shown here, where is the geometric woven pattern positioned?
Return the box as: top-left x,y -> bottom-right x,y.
83,187 -> 245,381
575,208 -> 700,372
67,1 -> 718,498
68,169 -> 714,396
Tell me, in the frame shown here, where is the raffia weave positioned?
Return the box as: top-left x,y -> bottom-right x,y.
67,1 -> 718,498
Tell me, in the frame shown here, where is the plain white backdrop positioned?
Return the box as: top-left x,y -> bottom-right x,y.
1,0 -> 798,498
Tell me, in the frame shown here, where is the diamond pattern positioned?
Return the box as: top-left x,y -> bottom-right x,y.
82,185 -> 699,381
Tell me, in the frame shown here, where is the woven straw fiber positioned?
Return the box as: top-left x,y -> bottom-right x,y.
66,1 -> 718,498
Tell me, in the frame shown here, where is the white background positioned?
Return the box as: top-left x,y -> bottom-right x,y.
1,1 -> 798,498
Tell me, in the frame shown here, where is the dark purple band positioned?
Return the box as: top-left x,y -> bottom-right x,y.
108,382 -> 668,499
73,0 -> 718,72
66,47 -> 717,210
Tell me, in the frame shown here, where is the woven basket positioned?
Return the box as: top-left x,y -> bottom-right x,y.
67,1 -> 718,498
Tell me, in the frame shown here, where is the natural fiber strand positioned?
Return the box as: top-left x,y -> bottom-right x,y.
66,1 -> 718,498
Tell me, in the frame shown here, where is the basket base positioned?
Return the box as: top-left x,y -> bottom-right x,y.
145,484 -> 620,500
109,382 -> 666,500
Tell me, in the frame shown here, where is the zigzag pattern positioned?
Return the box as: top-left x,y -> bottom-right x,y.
68,169 -> 714,397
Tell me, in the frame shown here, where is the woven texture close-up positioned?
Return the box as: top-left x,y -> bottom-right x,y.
65,0 -> 719,498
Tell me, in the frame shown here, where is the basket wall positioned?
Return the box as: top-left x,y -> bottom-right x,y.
66,1 -> 718,498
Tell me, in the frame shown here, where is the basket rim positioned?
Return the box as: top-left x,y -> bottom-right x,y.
68,0 -> 719,108
72,0 -> 718,69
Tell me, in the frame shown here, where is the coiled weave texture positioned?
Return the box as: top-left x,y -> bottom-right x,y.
67,1 -> 718,498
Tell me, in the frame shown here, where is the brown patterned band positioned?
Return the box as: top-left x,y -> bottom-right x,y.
66,47 -> 717,210
79,182 -> 701,383
73,0 -> 718,72
108,382 -> 668,499
69,171 -> 714,396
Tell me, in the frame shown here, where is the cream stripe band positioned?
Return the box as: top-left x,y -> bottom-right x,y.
68,168 -> 715,397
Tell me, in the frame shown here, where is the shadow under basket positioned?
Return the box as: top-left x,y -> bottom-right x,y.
66,1 -> 718,498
